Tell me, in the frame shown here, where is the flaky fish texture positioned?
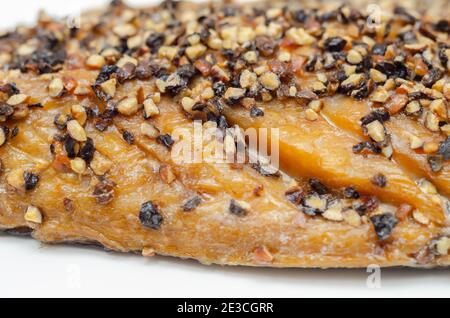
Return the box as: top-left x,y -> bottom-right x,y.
0,0 -> 449,267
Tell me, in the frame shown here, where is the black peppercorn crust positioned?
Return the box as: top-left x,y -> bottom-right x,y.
0,0 -> 449,267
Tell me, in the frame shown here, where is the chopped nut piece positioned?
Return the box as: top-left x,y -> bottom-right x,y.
229,199 -> 250,216
142,247 -> 156,257
117,55 -> 138,68
347,49 -> 363,64
405,101 -> 421,114
371,87 -> 390,103
243,51 -> 258,64
113,23 -> 137,38
341,74 -> 364,90
304,194 -> 327,214
425,111 -> 440,132
240,70 -> 257,89
159,165 -> 176,184
253,246 -> 274,263
48,78 -> 65,98
7,169 -> 25,189
24,205 -> 42,224
238,27 -> 256,43
312,81 -> 327,93
224,87 -> 245,103
322,202 -> 344,221
286,27 -> 315,46
0,128 -> 5,147
155,79 -> 167,93
185,44 -> 207,60
140,123 -> 159,138
410,135 -> 424,149
207,37 -> 223,50
429,99 -> 447,118
118,97 -> 139,116
100,78 -> 117,97
308,100 -> 323,112
278,51 -> 291,62
441,124 -> 450,136
143,98 -> 160,118
384,94 -> 408,115
435,237 -> 450,256
259,72 -> 280,90
90,152 -> 113,176
67,120 -> 87,142
370,68 -> 387,83
365,120 -> 385,142
305,108 -> 319,121
413,210 -> 430,225
71,104 -> 87,126
70,158 -> 87,174
343,209 -> 362,227
86,54 -> 106,69
181,97 -> 195,113
7,94 -> 28,106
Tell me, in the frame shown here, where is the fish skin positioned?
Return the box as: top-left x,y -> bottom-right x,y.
223,101 -> 446,224
321,96 -> 450,197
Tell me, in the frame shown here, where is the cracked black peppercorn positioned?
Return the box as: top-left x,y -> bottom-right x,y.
78,138 -> 95,163
122,130 -> 135,145
183,196 -> 202,212
146,32 -> 165,54
324,37 -> 347,52
64,135 -> 78,158
250,106 -> 264,118
437,137 -> 450,161
157,134 -> 175,149
309,178 -> 329,195
229,199 -> 249,216
139,201 -> 163,230
23,171 -> 39,191
370,213 -> 398,240
344,186 -> 360,199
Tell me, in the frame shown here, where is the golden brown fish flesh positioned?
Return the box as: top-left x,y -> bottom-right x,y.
0,0 -> 449,267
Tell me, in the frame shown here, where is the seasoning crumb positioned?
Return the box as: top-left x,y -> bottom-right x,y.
370,213 -> 398,240
23,171 -> 39,190
371,173 -> 387,188
412,210 -> 430,225
24,205 -> 42,224
157,134 -> 174,149
253,246 -> 274,263
67,120 -> 87,142
142,247 -> 156,257
183,196 -> 202,212
139,201 -> 163,230
63,198 -> 75,213
122,130 -> 135,144
229,199 -> 250,216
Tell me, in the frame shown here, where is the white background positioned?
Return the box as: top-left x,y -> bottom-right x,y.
0,0 -> 449,298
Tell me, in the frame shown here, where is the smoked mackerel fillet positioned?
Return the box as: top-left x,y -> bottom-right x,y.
0,0 -> 449,267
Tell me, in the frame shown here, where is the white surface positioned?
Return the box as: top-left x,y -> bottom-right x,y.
0,0 -> 449,298
1,234 -> 449,298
